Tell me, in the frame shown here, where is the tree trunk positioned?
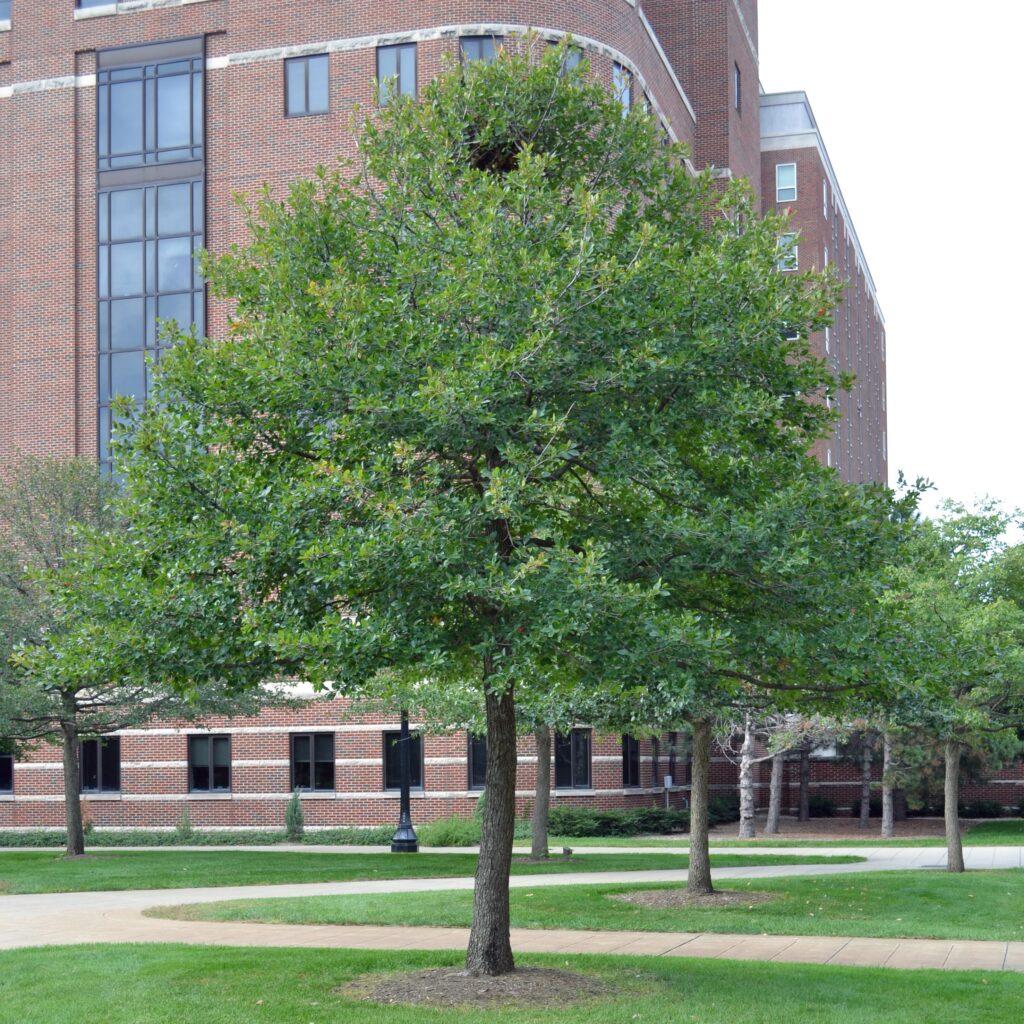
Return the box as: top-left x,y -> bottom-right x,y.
530,724 -> 550,860
798,743 -> 811,822
859,733 -> 873,829
465,682 -> 518,975
881,732 -> 895,839
687,718 -> 714,895
944,738 -> 965,873
737,716 -> 755,839
60,719 -> 85,858
764,751 -> 784,835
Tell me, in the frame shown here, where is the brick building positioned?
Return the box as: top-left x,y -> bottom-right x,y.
0,1 -> 952,833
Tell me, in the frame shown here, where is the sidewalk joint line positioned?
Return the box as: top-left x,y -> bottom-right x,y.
824,937 -> 852,964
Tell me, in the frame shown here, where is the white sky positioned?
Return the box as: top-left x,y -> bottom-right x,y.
759,1 -> 1023,520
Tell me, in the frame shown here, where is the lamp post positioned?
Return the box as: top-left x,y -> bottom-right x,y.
390,709 -> 418,853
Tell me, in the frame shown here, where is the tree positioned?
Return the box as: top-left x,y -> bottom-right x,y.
38,45 -> 907,971
0,457 -> 286,857
890,504 -> 1024,871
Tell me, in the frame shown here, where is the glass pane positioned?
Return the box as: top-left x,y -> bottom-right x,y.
212,736 -> 230,767
98,302 -> 110,349
0,756 -> 12,793
98,408 -> 111,463
98,193 -> 109,244
98,357 -> 110,404
554,734 -> 571,788
158,236 -> 192,291
293,761 -> 311,790
81,741 -> 99,791
189,736 -> 209,767
212,763 -> 230,790
314,734 -> 333,762
109,80 -> 143,155
469,735 -> 486,788
399,45 -> 416,95
110,189 -> 144,241
572,731 -> 590,788
110,298 -> 145,350
192,764 -> 210,791
192,69 -> 204,144
158,293 -> 192,334
157,182 -> 191,235
156,74 -> 191,150
314,760 -> 334,790
307,55 -> 328,113
101,738 -> 120,791
384,734 -> 400,790
410,735 -> 423,788
110,350 -> 145,399
110,242 -> 144,296
286,60 -> 306,115
293,735 -> 310,762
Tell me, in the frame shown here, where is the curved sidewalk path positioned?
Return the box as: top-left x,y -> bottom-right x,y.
2,845 -> 1022,972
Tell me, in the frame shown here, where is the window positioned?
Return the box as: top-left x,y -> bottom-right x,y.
622,735 -> 641,788
667,731 -> 678,785
468,734 -> 487,790
776,163 -> 797,203
555,729 -> 591,789
0,1 -> 10,21
612,62 -> 632,116
189,735 -> 231,792
383,731 -> 423,790
823,179 -> 829,219
777,233 -> 798,271
556,44 -> 583,76
461,36 -> 501,64
81,737 -> 120,793
292,733 -> 335,791
377,43 -> 416,104
0,753 -> 12,793
734,62 -> 741,112
78,0 -> 113,9
824,246 -> 829,268
825,325 -> 831,353
827,448 -> 833,468
285,54 -> 329,117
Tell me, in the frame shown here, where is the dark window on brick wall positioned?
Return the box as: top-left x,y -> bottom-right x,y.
0,753 -> 12,793
189,735 -> 231,792
622,735 -> 641,787
555,729 -> 591,789
81,737 -> 120,793
377,43 -> 416,104
468,734 -> 487,790
734,62 -> 742,112
285,54 -> 329,117
383,731 -> 423,790
292,733 -> 335,791
460,36 -> 501,63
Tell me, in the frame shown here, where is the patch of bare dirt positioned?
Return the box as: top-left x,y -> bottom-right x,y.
338,966 -> 609,1008
610,889 -> 775,910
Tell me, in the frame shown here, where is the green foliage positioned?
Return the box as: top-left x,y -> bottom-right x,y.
174,806 -> 194,841
0,826 -> 398,849
284,790 -> 304,840
707,793 -> 741,825
547,804 -> 689,837
808,794 -> 838,818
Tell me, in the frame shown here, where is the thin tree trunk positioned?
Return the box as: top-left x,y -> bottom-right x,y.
687,718 -> 714,895
859,733 -> 873,829
60,719 -> 85,858
764,751 -> 784,834
881,732 -> 895,839
944,738 -> 965,873
737,716 -> 755,839
465,681 -> 518,975
530,724 -> 550,860
798,743 -> 811,822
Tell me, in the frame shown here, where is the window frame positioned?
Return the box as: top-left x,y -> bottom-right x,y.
80,736 -> 121,794
554,728 -> 591,790
376,42 -> 417,105
622,735 -> 641,788
383,730 -> 424,791
188,734 -> 232,793
467,734 -> 487,791
284,53 -> 329,118
776,162 -> 797,203
460,36 -> 502,64
291,732 -> 336,792
777,232 -> 799,272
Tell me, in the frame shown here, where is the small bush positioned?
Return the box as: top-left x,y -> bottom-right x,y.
284,790 -> 305,840
416,814 -> 481,847
808,794 -> 837,818
547,804 -> 688,838
174,806 -> 194,841
849,795 -> 883,818
960,799 -> 1004,819
708,793 -> 740,826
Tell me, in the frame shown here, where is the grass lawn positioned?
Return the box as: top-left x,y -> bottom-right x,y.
1,945 -> 1020,1024
554,820 -> 1024,849
157,868 -> 1024,942
0,849 -> 858,895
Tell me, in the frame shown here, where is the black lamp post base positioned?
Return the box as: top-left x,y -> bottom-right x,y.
390,827 -> 419,853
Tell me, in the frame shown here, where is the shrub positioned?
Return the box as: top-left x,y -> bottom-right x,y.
416,814 -> 481,847
284,789 -> 305,840
849,796 -> 883,818
808,794 -> 837,818
960,799 -> 1004,819
174,806 -> 194,841
708,794 -> 740,826
547,804 -> 688,838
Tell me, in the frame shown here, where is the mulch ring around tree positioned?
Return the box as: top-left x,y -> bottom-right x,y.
337,966 -> 610,1008
610,889 -> 776,910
